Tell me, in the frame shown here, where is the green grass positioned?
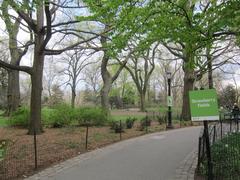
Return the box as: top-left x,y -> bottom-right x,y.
111,114 -> 145,122
0,111 -> 8,127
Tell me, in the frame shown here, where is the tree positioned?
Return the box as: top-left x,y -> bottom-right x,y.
124,43 -> 159,111
0,1 -> 98,134
219,85 -> 237,109
83,62 -> 102,104
83,0 -> 240,119
48,84 -> 64,107
61,49 -> 96,108
0,0 -> 32,114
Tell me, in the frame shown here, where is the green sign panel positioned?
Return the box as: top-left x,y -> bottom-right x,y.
167,96 -> 173,107
189,89 -> 219,121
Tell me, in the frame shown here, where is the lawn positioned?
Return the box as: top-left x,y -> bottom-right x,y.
110,109 -> 146,122
0,110 -> 8,127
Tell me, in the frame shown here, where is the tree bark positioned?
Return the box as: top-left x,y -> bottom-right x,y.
100,72 -> 112,110
28,52 -> 44,134
28,5 -> 44,135
71,88 -> 76,108
139,91 -> 146,112
100,35 -> 112,111
181,67 -> 194,121
7,70 -> 20,115
207,46 -> 213,89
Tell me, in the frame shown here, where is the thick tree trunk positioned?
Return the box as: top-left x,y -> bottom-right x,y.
28,6 -> 44,135
139,92 -> 146,112
100,35 -> 112,111
100,76 -> 111,110
28,53 -> 44,135
7,70 -> 20,115
181,68 -> 194,121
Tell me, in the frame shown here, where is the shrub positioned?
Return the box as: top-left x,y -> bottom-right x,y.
109,121 -> 124,133
126,117 -> 136,129
43,104 -> 74,128
77,107 -> 108,126
9,106 -> 30,128
139,116 -> 151,131
157,115 -> 165,125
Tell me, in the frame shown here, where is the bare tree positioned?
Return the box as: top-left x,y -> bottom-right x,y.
83,62 -> 102,104
124,43 -> 159,111
61,49 -> 96,108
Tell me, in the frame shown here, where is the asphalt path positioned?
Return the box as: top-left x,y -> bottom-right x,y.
32,126 -> 201,180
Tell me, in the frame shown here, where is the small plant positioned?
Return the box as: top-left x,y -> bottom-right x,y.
0,139 -> 8,161
139,116 -> 151,131
110,121 -> 124,133
126,117 -> 136,129
157,115 -> 165,125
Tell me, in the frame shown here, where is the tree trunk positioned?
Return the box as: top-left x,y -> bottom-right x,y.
71,89 -> 76,108
28,53 -> 44,134
139,92 -> 146,112
100,35 -> 112,111
181,68 -> 194,121
207,46 -> 213,89
28,5 -> 44,135
100,76 -> 111,110
7,70 -> 20,115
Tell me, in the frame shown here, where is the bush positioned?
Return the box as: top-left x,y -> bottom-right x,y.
126,117 -> 136,129
9,106 -> 30,127
109,121 -> 124,133
140,116 -> 151,127
42,104 -> 74,128
77,107 -> 108,126
139,116 -> 151,131
157,115 -> 166,125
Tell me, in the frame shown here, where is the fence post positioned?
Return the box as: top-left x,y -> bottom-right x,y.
197,137 -> 202,171
85,125 -> 89,150
34,127 -> 38,170
203,121 -> 213,180
145,117 -> 148,133
213,125 -> 216,143
120,120 -> 122,140
230,120 -> 232,132
220,119 -> 223,139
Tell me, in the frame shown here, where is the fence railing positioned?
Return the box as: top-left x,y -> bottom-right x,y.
197,115 -> 240,180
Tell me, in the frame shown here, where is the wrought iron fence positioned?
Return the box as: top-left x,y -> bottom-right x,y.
197,115 -> 240,180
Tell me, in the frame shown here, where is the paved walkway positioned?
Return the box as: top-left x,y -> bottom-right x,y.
26,126 -> 201,180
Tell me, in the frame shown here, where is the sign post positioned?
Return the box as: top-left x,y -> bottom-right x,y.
189,89 -> 219,180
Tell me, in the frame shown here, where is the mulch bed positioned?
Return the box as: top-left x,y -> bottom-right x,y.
0,122 -> 195,179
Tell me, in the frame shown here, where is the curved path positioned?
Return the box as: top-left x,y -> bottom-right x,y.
27,126 -> 201,180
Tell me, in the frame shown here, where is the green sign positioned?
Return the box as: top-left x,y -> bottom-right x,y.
167,96 -> 173,107
189,89 -> 219,121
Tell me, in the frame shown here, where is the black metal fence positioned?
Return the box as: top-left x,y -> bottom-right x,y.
197,116 -> 240,180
